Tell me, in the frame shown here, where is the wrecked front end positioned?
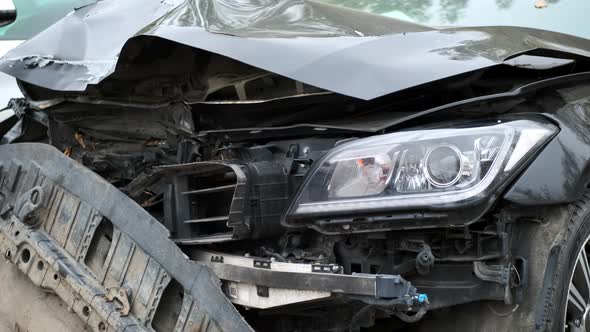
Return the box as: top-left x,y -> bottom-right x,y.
3,0 -> 590,331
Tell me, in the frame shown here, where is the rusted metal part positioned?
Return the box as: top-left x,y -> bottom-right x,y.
104,288 -> 132,317
0,142 -> 253,332
0,213 -> 148,331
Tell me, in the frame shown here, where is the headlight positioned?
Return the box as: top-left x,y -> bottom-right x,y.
287,118 -> 557,217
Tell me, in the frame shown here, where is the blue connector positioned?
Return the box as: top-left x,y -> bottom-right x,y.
416,293 -> 429,304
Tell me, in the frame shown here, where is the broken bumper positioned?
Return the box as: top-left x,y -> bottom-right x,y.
0,143 -> 250,331
0,143 -> 426,331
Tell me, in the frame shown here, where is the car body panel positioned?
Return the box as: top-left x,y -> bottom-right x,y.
505,87 -> 590,205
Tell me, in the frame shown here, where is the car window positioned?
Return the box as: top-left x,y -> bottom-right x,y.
0,0 -> 94,40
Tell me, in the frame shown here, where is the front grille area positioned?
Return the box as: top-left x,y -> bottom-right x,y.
161,161 -> 289,245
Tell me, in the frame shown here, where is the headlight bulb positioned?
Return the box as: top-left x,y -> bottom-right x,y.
328,153 -> 393,198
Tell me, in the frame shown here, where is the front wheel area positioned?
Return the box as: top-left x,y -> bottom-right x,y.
398,195 -> 590,332
527,193 -> 590,332
562,198 -> 590,332
566,235 -> 590,331
479,195 -> 590,332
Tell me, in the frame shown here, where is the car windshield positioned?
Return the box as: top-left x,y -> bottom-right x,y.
319,0 -> 590,39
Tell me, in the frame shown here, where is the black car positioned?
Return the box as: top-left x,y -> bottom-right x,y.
1,0 -> 589,331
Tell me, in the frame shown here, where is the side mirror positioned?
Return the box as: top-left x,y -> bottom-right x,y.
0,0 -> 16,27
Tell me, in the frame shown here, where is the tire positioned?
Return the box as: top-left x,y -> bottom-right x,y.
407,193 -> 590,332
537,193 -> 590,332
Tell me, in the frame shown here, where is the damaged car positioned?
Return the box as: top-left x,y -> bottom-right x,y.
0,0 -> 590,331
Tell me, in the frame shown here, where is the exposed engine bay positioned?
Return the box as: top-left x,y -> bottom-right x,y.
3,41 -> 589,330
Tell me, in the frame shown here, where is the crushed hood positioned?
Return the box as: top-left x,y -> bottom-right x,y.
1,0 -> 590,101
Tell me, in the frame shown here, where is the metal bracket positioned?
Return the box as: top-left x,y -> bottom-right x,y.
473,261 -> 514,304
14,186 -> 45,223
514,257 -> 528,303
473,261 -> 510,285
311,264 -> 340,274
256,286 -> 269,297
104,287 -> 131,316
415,244 -> 434,276
253,259 -> 271,269
196,249 -> 428,311
211,255 -> 224,263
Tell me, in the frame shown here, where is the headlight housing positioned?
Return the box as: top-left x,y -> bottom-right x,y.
286,118 -> 557,218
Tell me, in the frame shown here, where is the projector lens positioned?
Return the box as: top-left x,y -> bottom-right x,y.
424,144 -> 463,188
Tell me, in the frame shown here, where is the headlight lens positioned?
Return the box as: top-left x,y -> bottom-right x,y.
289,118 -> 556,217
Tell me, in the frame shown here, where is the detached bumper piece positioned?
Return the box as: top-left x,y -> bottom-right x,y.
0,143 -> 252,332
194,250 -> 429,311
